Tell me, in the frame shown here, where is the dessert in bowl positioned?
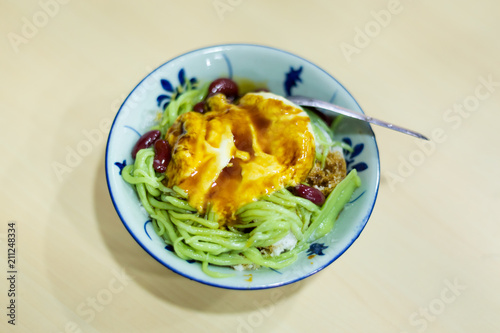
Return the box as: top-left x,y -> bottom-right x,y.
105,44 -> 380,289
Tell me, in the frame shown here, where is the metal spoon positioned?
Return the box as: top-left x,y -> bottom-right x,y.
287,96 -> 429,140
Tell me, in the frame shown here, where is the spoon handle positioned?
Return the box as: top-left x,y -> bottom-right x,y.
287,96 -> 429,141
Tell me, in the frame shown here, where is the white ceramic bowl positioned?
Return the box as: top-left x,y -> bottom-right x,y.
105,44 -> 380,289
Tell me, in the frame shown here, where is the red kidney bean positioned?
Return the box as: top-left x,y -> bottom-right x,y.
153,139 -> 171,173
208,78 -> 239,99
292,184 -> 325,205
132,130 -> 161,159
193,101 -> 206,113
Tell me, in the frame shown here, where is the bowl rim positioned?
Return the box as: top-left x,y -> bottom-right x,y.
105,43 -> 380,290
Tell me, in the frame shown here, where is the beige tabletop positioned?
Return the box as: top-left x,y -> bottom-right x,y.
2,0 -> 500,332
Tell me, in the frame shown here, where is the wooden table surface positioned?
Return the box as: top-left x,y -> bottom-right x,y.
2,0 -> 499,332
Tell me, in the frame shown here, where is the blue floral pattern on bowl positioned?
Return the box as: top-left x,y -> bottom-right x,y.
307,243 -> 328,256
156,68 -> 198,110
343,137 -> 368,173
284,66 -> 303,96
